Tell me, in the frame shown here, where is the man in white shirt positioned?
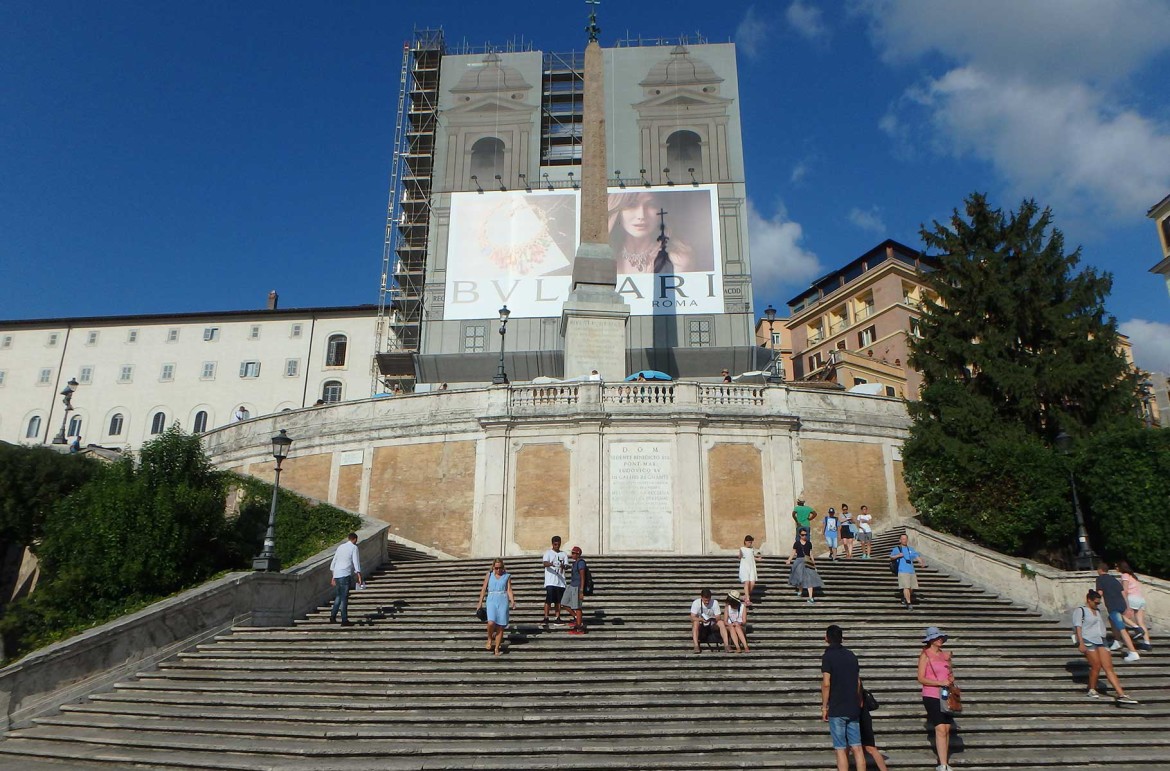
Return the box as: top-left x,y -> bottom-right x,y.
542,535 -> 569,627
690,588 -> 729,653
329,532 -> 363,625
856,505 -> 874,560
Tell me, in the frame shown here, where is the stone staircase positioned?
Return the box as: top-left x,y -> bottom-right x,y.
1,530 -> 1167,770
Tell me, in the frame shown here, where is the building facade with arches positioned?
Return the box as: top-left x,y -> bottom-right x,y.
0,303 -> 380,449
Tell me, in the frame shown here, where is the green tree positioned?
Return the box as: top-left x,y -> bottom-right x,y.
904,194 -> 1141,562
0,444 -> 98,548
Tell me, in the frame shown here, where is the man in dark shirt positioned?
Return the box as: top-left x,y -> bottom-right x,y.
820,624 -> 866,771
1095,562 -> 1140,661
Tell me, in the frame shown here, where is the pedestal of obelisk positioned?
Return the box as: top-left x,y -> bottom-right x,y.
560,37 -> 629,382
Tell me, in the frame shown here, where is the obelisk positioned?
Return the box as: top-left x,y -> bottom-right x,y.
560,7 -> 630,381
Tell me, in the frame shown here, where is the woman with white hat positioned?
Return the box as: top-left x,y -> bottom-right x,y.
917,626 -> 956,771
723,590 -> 750,653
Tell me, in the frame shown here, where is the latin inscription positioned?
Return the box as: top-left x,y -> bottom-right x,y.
608,442 -> 673,551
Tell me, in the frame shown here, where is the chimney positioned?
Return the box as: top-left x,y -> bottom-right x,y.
267,290 -> 279,310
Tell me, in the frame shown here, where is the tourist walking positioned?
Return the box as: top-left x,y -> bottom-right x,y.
840,505 -> 856,559
1095,562 -> 1140,661
786,529 -> 823,603
820,624 -> 867,771
563,546 -> 588,634
823,508 -> 840,560
690,588 -> 729,653
856,505 -> 874,559
890,533 -> 923,610
918,626 -> 957,771
859,679 -> 890,771
542,535 -> 569,627
738,535 -> 760,605
792,497 -> 818,541
329,532 -> 363,626
724,590 -> 750,653
476,558 -> 516,656
1074,590 -> 1139,704
1118,560 -> 1151,649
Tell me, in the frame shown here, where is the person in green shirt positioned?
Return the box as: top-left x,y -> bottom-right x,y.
792,497 -> 818,536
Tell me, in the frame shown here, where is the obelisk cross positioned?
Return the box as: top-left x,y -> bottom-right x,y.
586,0 -> 601,42
656,208 -> 671,270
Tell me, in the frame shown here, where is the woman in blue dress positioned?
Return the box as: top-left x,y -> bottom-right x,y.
476,558 -> 516,655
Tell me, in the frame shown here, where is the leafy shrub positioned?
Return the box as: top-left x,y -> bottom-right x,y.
0,443 -> 99,547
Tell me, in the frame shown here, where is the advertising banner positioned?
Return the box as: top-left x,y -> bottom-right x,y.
444,185 -> 724,319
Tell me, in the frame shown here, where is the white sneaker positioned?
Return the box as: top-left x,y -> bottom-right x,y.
1086,688 -> 1101,698
1109,640 -> 1122,651
1124,651 -> 1140,662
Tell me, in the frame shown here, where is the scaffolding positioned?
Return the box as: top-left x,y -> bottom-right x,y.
373,29 -> 445,394
541,51 -> 584,167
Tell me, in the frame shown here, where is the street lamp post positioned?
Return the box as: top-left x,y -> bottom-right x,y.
1139,380 -> 1154,428
763,305 -> 783,384
492,305 -> 511,385
253,429 -> 294,572
1055,431 -> 1097,571
51,378 -> 80,445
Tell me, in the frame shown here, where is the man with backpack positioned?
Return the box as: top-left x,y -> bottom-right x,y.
889,533 -> 923,610
562,546 -> 590,634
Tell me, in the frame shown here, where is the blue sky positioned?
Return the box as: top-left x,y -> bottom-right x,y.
3,1 -> 1169,370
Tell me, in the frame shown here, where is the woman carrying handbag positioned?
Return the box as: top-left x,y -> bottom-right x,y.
918,626 -> 959,771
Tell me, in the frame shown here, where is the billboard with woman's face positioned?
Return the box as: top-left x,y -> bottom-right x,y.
443,185 -> 723,319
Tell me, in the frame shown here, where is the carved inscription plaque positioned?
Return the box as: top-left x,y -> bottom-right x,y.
608,441 -> 673,551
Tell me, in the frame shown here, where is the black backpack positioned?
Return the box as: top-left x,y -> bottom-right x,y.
889,547 -> 905,575
581,560 -> 595,595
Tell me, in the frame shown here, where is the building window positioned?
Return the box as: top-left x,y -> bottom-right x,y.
201,361 -> 216,380
160,363 -> 175,382
858,326 -> 876,347
127,329 -> 138,343
192,410 -> 208,433
68,415 -> 82,437
808,352 -> 823,371
1,335 -> 12,349
885,386 -> 897,397
290,323 -> 303,338
0,370 -> 5,386
86,331 -> 98,345
108,413 -> 124,436
853,377 -> 868,386
285,359 -> 300,377
909,317 -> 922,338
469,136 -> 505,181
325,334 -> 348,366
249,325 -> 261,340
26,415 -> 42,439
167,328 -> 179,343
666,129 -> 703,171
79,366 -> 94,384
462,324 -> 486,353
239,360 -> 261,378
322,380 -> 343,403
38,368 -> 52,385
47,332 -> 59,347
771,332 -> 782,346
203,327 -> 219,342
688,318 -> 713,347
118,365 -> 133,383
150,412 -> 167,435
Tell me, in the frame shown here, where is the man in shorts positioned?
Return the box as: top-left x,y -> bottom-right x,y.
1095,562 -> 1140,662
542,535 -> 569,627
1075,589 -> 1139,704
690,588 -> 729,653
562,546 -> 588,634
890,533 -> 922,610
821,624 -> 867,771
792,497 -> 818,542
856,505 -> 874,559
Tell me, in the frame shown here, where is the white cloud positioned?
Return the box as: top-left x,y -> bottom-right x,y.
735,6 -> 771,59
917,68 -> 1170,219
848,206 -> 886,234
747,199 -> 824,295
861,0 -> 1170,84
1120,319 -> 1170,374
787,1 -> 830,45
790,159 -> 810,184
859,0 -> 1170,223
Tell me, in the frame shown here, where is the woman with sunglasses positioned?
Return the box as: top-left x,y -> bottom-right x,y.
785,528 -> 822,603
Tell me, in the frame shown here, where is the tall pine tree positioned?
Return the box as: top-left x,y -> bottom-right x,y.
909,193 -> 1138,444
903,194 -> 1140,558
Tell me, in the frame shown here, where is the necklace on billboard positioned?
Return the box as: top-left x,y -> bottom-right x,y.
622,247 -> 656,272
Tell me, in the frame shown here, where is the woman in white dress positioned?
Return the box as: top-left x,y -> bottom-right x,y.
738,535 -> 760,606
